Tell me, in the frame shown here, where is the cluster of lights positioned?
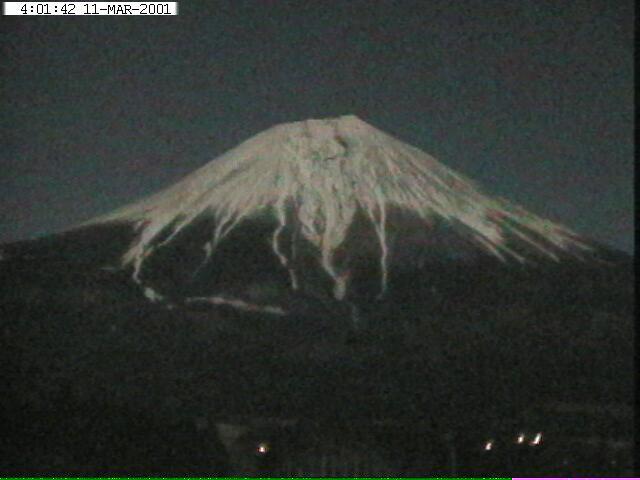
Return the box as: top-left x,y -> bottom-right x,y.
517,432 -> 543,446
483,431 -> 543,451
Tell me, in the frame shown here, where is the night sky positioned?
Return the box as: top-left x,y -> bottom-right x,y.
1,1 -> 634,253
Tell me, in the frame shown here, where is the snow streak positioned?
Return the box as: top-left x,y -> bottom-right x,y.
88,115 -> 590,305
186,295 -> 286,316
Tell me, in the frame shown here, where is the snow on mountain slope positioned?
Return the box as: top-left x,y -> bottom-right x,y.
86,115 -> 590,309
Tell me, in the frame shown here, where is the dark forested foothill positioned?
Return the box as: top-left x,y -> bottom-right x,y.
0,225 -> 633,475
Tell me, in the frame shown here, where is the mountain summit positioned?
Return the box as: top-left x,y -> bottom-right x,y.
82,115 -> 593,312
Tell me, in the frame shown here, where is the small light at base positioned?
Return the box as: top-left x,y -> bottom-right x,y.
529,432 -> 542,446
516,433 -> 525,444
484,440 -> 494,451
256,442 -> 270,454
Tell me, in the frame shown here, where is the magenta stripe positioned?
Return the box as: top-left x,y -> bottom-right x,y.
514,477 -> 639,480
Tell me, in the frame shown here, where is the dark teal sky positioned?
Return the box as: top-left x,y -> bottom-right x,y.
0,1 -> 634,252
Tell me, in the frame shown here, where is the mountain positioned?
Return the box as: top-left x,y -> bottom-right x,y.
0,115 -> 633,475
3,115 -> 624,313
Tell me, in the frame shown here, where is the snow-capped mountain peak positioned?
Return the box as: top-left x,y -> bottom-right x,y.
87,115 -> 590,310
